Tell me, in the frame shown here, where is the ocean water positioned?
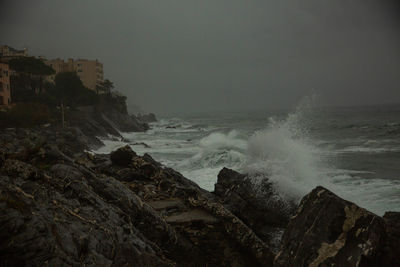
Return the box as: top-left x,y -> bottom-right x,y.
94,102 -> 400,216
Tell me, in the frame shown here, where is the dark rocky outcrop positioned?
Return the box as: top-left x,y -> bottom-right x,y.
137,113 -> 157,123
98,147 -> 275,266
0,153 -> 175,266
0,129 -> 274,266
70,106 -> 148,140
110,145 -> 136,166
214,168 -> 295,251
274,186 -> 398,267
2,127 -> 399,267
381,212 -> 400,266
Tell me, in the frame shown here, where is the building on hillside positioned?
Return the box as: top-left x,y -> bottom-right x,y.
0,62 -> 11,106
45,58 -> 104,91
0,45 -> 28,58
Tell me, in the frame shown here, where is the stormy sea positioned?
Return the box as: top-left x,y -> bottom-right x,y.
94,101 -> 400,216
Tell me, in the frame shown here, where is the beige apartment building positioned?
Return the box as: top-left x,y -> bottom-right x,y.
0,45 -> 28,58
45,58 -> 104,91
0,62 -> 11,106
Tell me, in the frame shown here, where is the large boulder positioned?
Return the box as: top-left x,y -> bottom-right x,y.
274,186 -> 397,267
110,145 -> 136,166
214,168 -> 295,250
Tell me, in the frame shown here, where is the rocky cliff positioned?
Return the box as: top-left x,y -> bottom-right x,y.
68,104 -> 148,143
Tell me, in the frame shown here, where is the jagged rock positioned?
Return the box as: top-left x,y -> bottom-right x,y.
0,131 -> 276,266
103,149 -> 275,266
381,212 -> 400,266
0,162 -> 175,266
142,153 -> 162,167
186,194 -> 275,266
214,168 -> 294,250
115,168 -> 149,182
70,105 -> 148,140
137,113 -> 157,123
2,159 -> 39,180
51,164 -> 84,181
147,199 -> 185,211
165,209 -> 219,224
110,145 -> 136,166
274,186 -> 391,267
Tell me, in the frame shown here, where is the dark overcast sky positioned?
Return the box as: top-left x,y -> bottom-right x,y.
1,0 -> 399,113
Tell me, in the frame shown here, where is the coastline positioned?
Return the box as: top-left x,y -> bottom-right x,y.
0,126 -> 399,266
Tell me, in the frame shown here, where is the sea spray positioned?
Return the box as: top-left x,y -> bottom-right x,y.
244,96 -> 331,201
242,99 -> 400,215
92,102 -> 400,215
245,121 -> 322,200
177,130 -> 247,190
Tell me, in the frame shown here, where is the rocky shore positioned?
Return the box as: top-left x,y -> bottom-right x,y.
0,127 -> 399,266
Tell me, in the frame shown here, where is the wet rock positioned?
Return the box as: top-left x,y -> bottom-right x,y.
110,145 -> 136,166
214,168 -> 294,250
2,159 -> 39,180
147,199 -> 185,211
50,164 -> 83,181
274,186 -> 387,267
115,168 -> 149,182
70,105 -> 149,141
381,212 -> 400,266
142,153 -> 162,167
0,152 -> 4,167
165,209 -> 219,224
105,151 -> 276,266
187,194 -> 275,266
0,129 -> 277,266
0,160 -> 174,266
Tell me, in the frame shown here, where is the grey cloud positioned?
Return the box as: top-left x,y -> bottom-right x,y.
1,0 -> 399,113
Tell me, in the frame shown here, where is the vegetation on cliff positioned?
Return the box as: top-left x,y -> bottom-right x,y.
3,62 -> 147,133
9,57 -> 55,95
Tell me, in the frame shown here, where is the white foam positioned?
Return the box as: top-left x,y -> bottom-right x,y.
93,103 -> 400,216
241,98 -> 400,215
92,138 -> 128,154
338,146 -> 400,153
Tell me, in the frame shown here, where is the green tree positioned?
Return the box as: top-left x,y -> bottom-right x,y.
9,57 -> 55,94
96,79 -> 114,95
